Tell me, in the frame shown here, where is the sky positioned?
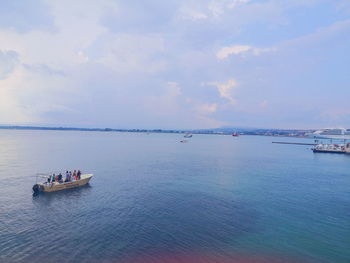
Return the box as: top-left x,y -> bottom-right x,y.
0,0 -> 350,129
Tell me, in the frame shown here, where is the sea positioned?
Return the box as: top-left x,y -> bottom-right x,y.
0,130 -> 349,263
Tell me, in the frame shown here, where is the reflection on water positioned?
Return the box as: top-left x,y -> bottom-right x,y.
0,130 -> 349,263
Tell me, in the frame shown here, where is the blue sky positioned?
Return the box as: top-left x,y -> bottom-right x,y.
0,0 -> 349,129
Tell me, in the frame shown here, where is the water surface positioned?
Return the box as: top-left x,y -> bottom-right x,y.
0,130 -> 349,262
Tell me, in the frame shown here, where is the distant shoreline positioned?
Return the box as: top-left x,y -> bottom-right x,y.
0,125 -> 313,137
0,125 -> 196,134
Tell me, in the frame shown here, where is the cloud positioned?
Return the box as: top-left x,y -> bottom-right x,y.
98,34 -> 167,74
0,62 -> 76,125
334,0 -> 350,14
0,0 -> 349,129
195,103 -> 217,115
260,100 -> 268,108
0,0 -> 54,32
0,68 -> 39,124
76,51 -> 89,63
227,0 -> 251,9
178,0 -> 251,21
204,79 -> 238,104
0,50 -> 19,79
208,0 -> 251,17
22,63 -> 66,76
100,0 -> 177,34
281,19 -> 350,47
166,82 -> 182,96
216,45 -> 276,59
180,9 -> 208,20
144,82 -> 182,116
319,108 -> 350,122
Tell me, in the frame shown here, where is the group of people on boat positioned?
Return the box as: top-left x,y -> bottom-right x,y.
47,170 -> 82,184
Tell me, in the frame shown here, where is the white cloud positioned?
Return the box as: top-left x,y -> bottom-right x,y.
208,0 -> 251,17
227,0 -> 251,9
0,50 -> 19,79
280,19 -> 350,48
260,100 -> 268,108
0,63 -> 75,124
180,8 -> 208,20
76,51 -> 89,63
98,34 -> 167,74
0,1 -> 112,125
196,103 -> 217,115
205,79 -> 238,104
216,45 -> 276,59
144,82 -> 182,116
166,82 -> 182,96
335,0 -> 350,14
0,0 -> 349,129
167,81 -> 179,88
179,0 -> 251,21
0,0 -> 168,125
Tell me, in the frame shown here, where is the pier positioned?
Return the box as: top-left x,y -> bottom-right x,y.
272,142 -> 316,146
273,141 -> 350,154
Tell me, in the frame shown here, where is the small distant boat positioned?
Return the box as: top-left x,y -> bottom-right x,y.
33,174 -> 93,193
180,139 -> 188,143
232,132 -> 239,137
184,133 -> 193,138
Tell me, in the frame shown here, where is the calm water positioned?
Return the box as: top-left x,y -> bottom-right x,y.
0,130 -> 349,263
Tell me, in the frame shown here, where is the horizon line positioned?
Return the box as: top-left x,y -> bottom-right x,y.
0,124 -> 316,132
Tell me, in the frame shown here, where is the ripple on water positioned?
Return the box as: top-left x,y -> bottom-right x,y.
118,252 -> 320,263
1,189 -> 260,263
1,132 -> 349,263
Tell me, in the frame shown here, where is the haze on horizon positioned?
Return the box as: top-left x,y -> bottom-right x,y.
0,0 -> 349,130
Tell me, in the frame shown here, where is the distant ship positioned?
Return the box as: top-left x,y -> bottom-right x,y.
184,133 -> 193,138
306,128 -> 350,139
232,132 -> 239,137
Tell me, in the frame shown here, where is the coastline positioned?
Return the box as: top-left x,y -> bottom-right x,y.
0,125 -> 313,137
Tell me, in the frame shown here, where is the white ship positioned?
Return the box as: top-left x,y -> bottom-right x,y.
307,128 -> 350,139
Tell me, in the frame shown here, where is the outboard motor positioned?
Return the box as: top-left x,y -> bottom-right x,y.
32,184 -> 43,193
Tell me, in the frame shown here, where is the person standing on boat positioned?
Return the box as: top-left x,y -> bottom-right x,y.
65,171 -> 70,182
58,173 -> 63,183
52,174 -> 55,183
73,170 -> 77,180
69,171 -> 73,181
77,170 -> 81,180
47,175 -> 51,184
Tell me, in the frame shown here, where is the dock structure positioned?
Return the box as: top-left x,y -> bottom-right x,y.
312,144 -> 346,154
272,141 -> 316,146
273,140 -> 350,154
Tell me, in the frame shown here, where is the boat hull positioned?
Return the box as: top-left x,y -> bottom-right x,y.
313,149 -> 345,154
34,174 -> 93,193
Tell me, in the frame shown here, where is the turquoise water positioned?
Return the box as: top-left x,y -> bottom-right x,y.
0,130 -> 349,263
